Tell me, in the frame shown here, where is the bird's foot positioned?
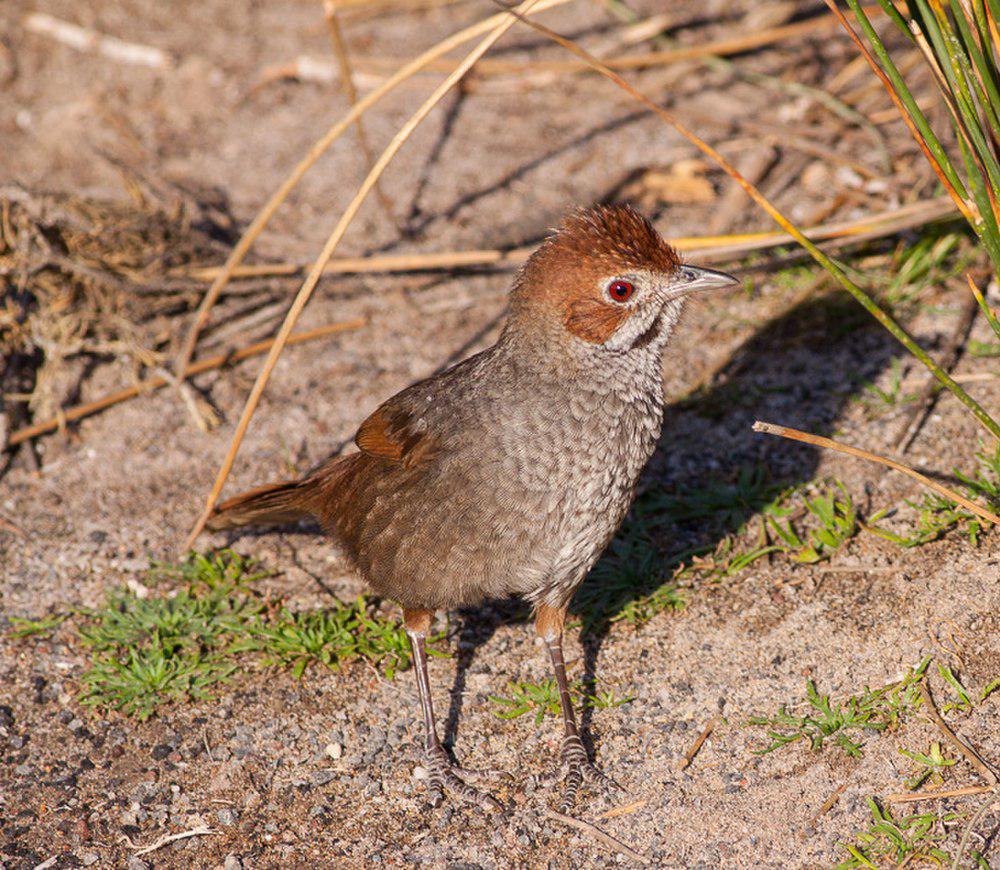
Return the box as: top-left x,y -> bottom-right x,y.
545,733 -> 622,813
421,745 -> 504,812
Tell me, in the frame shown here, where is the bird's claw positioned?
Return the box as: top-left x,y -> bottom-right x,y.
422,745 -> 504,812
545,733 -> 623,812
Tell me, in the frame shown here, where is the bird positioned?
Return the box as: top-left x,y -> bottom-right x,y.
205,204 -> 738,811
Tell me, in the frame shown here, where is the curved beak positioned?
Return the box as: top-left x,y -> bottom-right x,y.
673,265 -> 741,295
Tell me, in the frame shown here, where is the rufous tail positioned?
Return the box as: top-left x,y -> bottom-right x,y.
206,479 -> 315,531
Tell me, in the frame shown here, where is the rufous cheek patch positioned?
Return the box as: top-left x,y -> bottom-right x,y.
564,297 -> 631,343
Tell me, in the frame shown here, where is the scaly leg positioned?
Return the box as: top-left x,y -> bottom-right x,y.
404,608 -> 501,811
536,603 -> 620,812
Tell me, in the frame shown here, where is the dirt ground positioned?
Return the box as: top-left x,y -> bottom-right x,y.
2,0 -> 999,867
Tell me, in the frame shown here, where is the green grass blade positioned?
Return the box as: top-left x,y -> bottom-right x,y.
848,0 -> 971,201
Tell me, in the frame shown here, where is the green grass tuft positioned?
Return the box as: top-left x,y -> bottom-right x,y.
835,798 -> 958,869
489,678 -> 633,724
12,550 -> 443,720
747,660 -> 930,758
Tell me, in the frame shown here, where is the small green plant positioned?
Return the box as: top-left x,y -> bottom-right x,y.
9,611 -> 72,638
836,798 -> 958,869
858,358 -> 917,417
899,741 -> 956,790
748,660 -> 929,758
12,550 -> 441,719
489,679 -> 633,723
869,443 -> 1000,547
765,481 -> 859,564
231,601 -> 442,680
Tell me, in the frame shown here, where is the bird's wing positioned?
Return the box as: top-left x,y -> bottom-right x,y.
354,394 -> 435,466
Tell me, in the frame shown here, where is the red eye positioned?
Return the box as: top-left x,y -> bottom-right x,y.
608,280 -> 634,303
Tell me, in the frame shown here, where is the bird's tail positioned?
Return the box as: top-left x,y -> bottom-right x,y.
206,479 -> 316,531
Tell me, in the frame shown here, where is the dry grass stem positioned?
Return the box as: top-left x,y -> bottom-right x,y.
810,784 -> 848,823
679,716 -> 720,771
24,12 -> 171,69
358,11 -> 850,76
180,196 -> 958,282
171,0 -> 569,381
884,785 -> 997,803
321,0 -> 394,218
131,826 -> 214,857
596,799 -> 648,820
918,682 -> 1000,786
7,319 -> 365,447
752,422 -> 1000,527
183,0 -> 544,551
544,809 -> 651,865
952,792 -> 1000,870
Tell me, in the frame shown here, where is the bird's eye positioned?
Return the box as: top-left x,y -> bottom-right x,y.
607,280 -> 635,303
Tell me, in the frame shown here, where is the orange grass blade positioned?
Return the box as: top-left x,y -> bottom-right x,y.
753,422 -> 1000,526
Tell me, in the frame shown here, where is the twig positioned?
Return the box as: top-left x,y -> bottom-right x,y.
0,515 -> 26,537
918,682 -> 999,786
751,422 -> 1000,527
895,288 -> 980,452
810,783 -> 848,823
952,791 -> 1000,870
597,799 -> 648,820
133,826 -> 214,857
679,716 -> 720,771
179,196 -> 958,281
884,784 -> 996,803
356,12 -> 854,76
183,0 -> 543,551
171,0 -> 569,383
23,12 -> 172,69
545,809 -> 651,865
6,319 -> 365,447
321,0 -> 394,219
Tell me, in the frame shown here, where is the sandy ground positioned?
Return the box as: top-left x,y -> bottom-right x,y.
2,0 -> 999,867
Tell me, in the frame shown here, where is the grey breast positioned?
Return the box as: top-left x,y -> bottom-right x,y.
352,345 -> 664,610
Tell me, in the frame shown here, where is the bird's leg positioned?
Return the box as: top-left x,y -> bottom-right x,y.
404,608 -> 501,811
536,603 -> 619,812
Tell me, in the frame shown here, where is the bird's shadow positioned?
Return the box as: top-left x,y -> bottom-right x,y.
439,290 -> 903,757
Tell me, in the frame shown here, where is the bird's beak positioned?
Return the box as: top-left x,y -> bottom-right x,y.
673,265 -> 741,294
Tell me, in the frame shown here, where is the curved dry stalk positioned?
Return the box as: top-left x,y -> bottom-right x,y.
183,0 -> 542,551
752,422 -> 1000,527
499,6 -> 1000,440
172,0 -> 569,381
321,0 -> 393,218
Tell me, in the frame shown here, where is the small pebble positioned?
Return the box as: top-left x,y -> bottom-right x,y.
324,742 -> 343,761
215,808 -> 237,827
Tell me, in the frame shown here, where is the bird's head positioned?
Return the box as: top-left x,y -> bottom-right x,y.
507,204 -> 738,359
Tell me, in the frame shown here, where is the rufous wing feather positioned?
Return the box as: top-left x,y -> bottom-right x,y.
354,399 -> 435,467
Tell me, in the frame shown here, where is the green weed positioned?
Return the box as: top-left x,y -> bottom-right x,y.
869,443 -> 1000,547
230,601 -> 442,680
748,660 -> 929,758
9,611 -> 72,638
12,550 -> 441,720
835,798 -> 958,868
490,679 -> 633,724
898,741 -> 956,790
